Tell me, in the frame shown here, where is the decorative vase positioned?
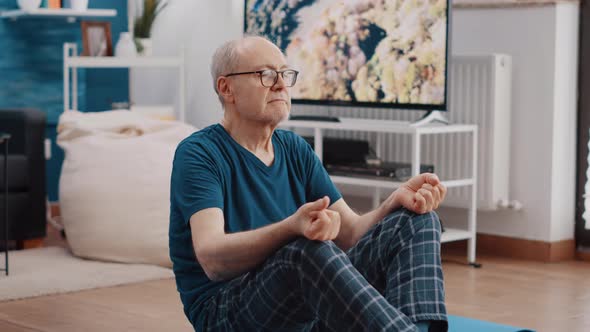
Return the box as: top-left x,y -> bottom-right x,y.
115,32 -> 137,57
70,0 -> 89,11
17,0 -> 42,11
137,38 -> 153,56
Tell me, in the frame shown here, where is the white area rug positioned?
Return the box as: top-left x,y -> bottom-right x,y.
0,247 -> 174,302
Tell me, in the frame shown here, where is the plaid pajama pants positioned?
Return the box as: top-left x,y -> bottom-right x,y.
201,208 -> 447,332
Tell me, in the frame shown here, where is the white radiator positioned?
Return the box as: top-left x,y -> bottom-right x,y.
292,54 -> 512,210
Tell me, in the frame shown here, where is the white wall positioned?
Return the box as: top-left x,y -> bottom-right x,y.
131,0 -> 244,128
133,1 -> 579,242
440,2 -> 578,242
550,3 -> 579,242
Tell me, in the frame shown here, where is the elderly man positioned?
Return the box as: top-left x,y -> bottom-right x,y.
169,36 -> 448,332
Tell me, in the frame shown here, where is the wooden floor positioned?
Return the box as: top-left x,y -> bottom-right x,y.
443,255 -> 590,332
1,227 -> 589,331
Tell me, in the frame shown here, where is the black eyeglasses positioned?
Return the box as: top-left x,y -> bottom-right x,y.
224,69 -> 299,87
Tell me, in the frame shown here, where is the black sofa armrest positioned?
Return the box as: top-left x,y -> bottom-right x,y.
0,108 -> 47,240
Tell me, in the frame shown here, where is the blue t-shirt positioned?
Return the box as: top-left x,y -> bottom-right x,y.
169,124 -> 341,329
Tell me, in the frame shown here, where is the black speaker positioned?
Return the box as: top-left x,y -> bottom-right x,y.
302,136 -> 369,165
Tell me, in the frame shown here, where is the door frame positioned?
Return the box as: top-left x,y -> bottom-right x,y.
575,0 -> 590,251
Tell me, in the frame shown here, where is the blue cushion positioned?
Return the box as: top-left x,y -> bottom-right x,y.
448,315 -> 535,332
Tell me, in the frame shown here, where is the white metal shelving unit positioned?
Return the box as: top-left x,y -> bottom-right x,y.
280,117 -> 479,264
63,43 -> 186,122
0,8 -> 117,22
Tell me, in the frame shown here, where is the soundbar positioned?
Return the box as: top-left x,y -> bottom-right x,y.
289,115 -> 340,122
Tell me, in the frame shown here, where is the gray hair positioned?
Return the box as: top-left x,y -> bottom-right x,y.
211,39 -> 242,107
210,35 -> 278,108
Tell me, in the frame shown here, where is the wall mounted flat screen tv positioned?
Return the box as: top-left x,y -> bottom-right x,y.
244,0 -> 450,112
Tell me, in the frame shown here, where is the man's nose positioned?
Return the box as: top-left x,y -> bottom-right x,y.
271,73 -> 287,90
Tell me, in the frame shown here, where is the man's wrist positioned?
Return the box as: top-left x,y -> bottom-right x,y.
284,215 -> 302,237
381,190 -> 402,215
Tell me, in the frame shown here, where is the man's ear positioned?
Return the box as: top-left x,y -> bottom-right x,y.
217,77 -> 234,104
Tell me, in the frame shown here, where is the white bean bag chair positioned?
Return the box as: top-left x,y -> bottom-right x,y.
57,110 -> 197,267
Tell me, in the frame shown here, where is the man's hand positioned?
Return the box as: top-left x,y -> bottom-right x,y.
291,196 -> 341,241
384,173 -> 447,214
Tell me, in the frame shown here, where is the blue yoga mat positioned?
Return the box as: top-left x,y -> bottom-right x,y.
448,315 -> 535,332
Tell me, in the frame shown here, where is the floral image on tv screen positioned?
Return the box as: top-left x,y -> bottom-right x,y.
245,0 -> 449,109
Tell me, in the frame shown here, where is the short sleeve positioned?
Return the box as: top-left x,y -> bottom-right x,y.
294,135 -> 342,205
171,141 -> 224,226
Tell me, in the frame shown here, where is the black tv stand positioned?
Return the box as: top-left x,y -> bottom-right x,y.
289,115 -> 340,122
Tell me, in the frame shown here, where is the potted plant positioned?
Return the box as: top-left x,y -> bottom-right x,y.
133,0 -> 168,56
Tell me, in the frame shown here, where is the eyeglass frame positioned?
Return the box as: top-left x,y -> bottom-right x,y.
223,69 -> 299,88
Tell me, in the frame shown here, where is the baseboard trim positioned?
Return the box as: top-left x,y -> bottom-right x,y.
576,250 -> 590,262
442,234 -> 575,262
549,238 -> 576,262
